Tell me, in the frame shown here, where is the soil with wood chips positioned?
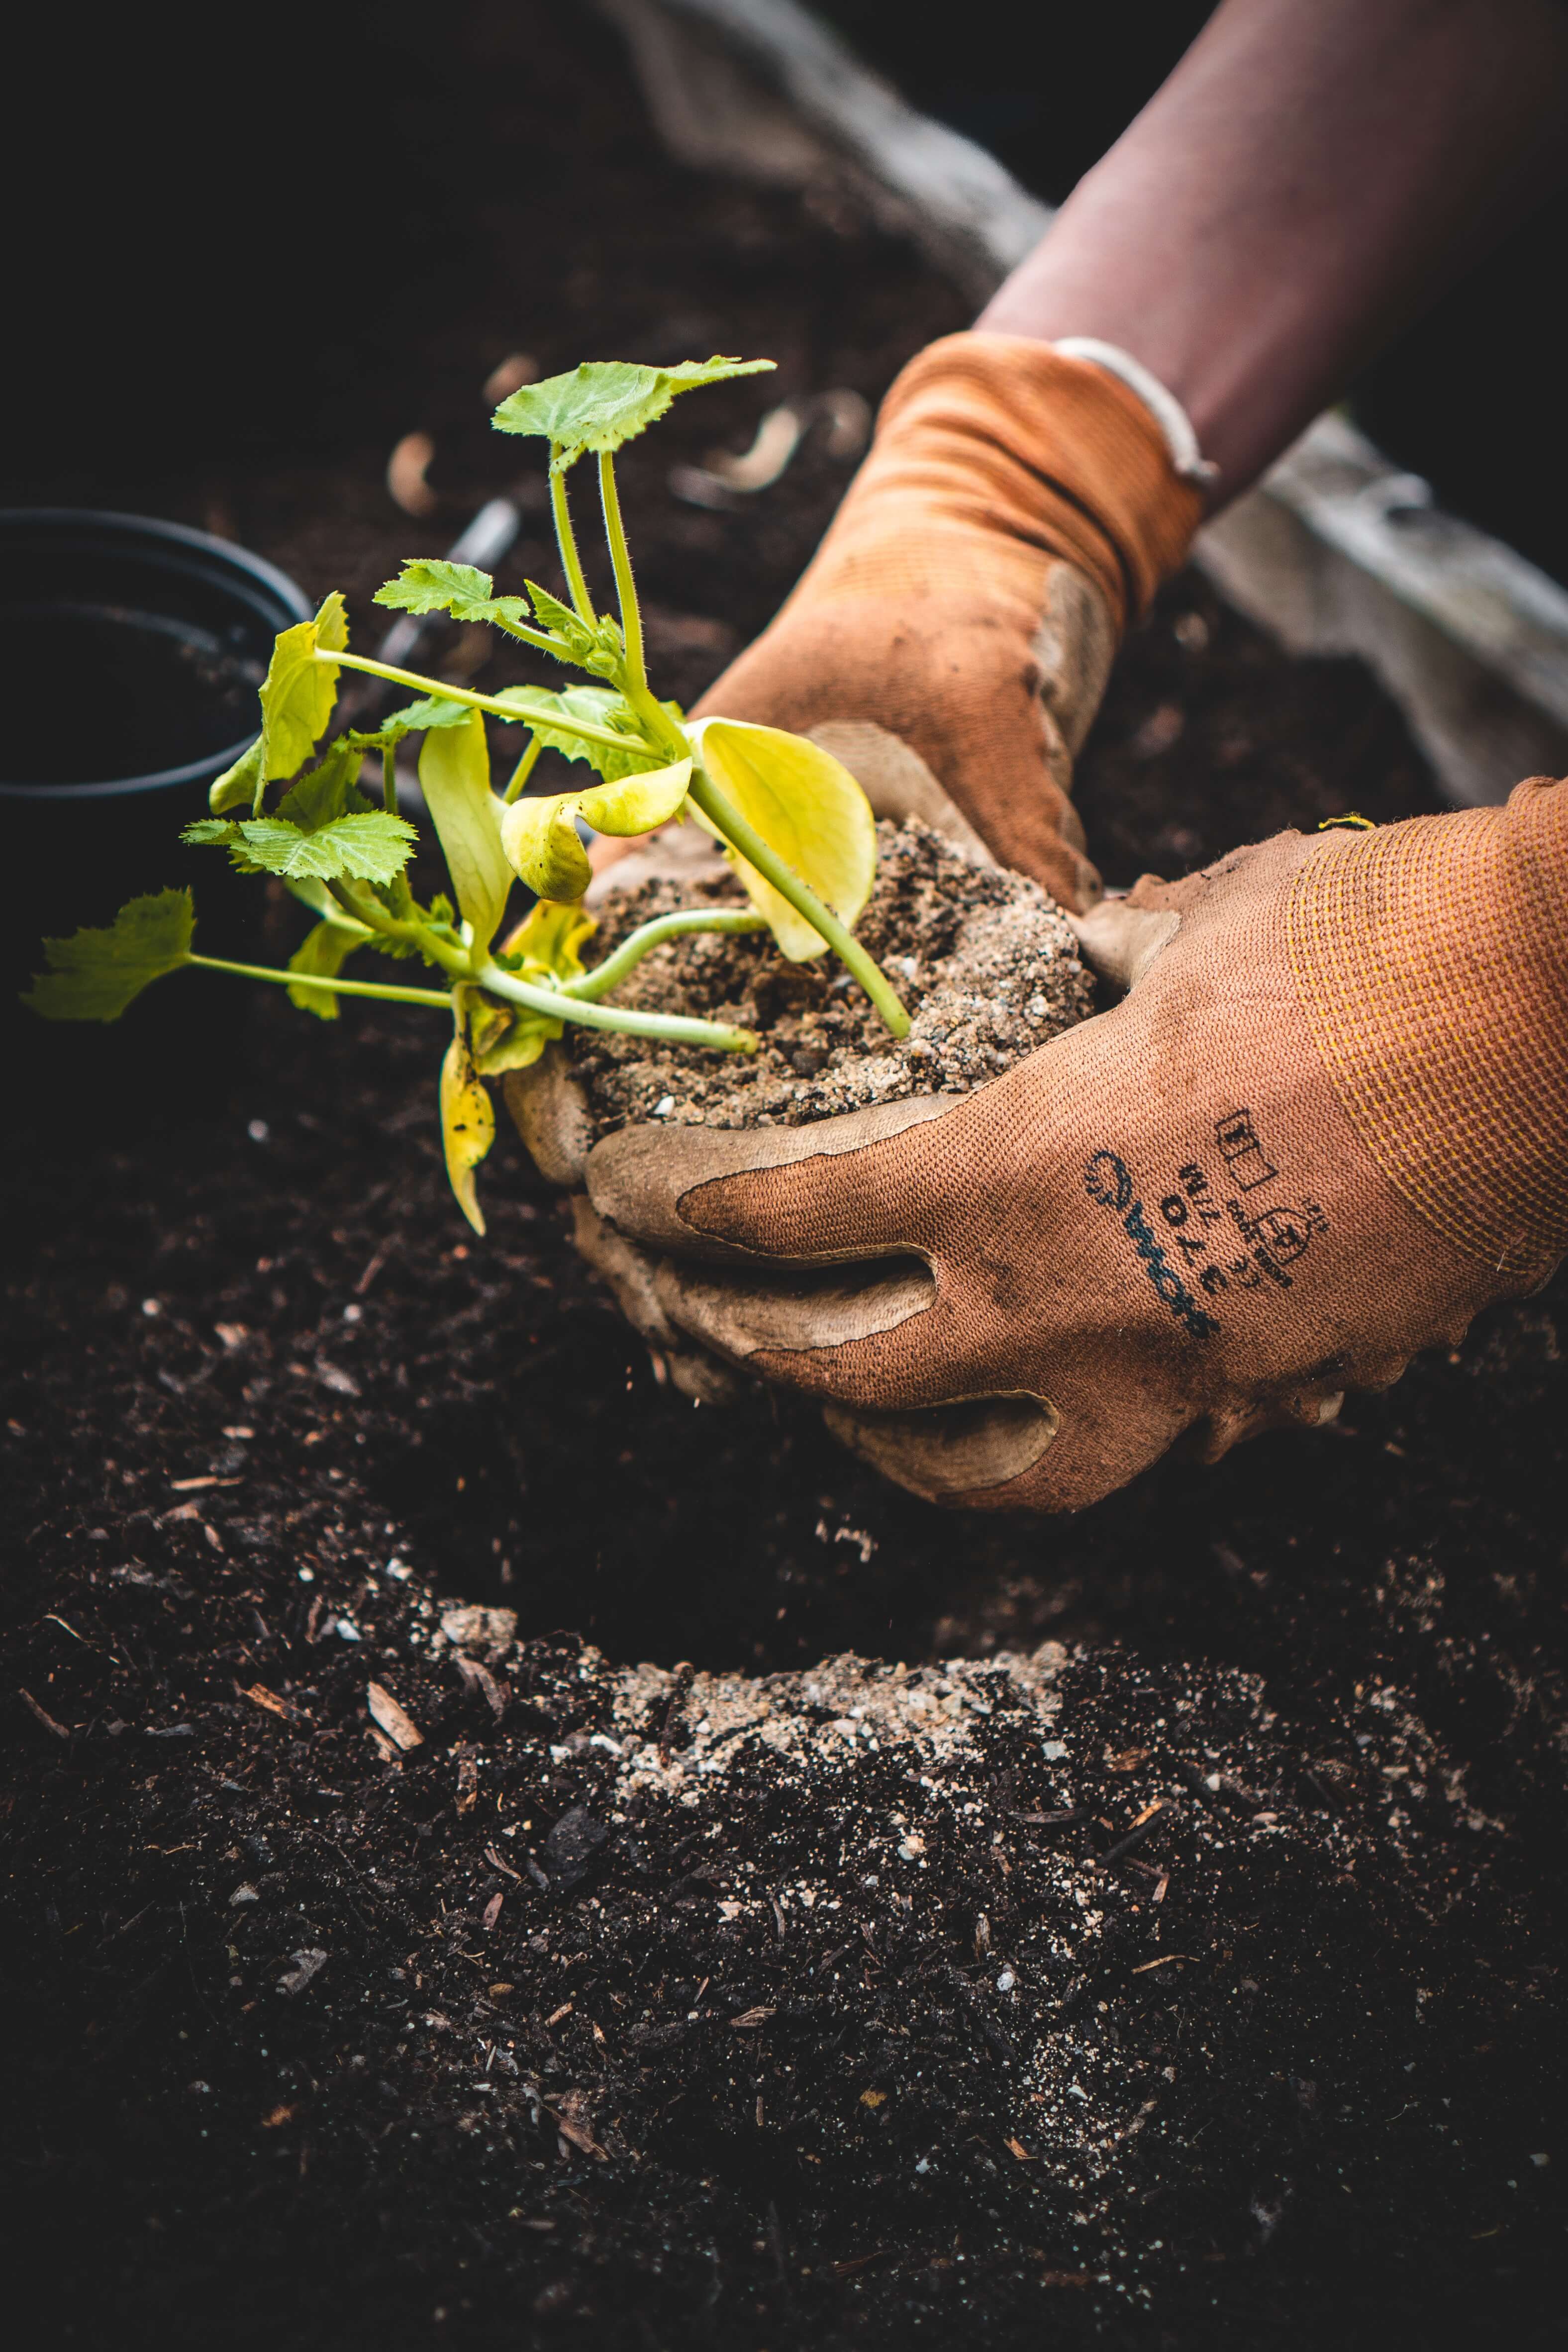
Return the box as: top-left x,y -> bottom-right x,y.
3,8 -> 1563,2349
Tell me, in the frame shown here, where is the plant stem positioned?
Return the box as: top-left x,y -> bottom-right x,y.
598,452 -> 645,696
502,737 -> 544,803
551,449 -> 593,623
686,766 -> 911,1038
566,908 -> 765,1001
328,882 -> 470,978
475,958 -> 757,1054
188,954 -> 453,1008
320,651 -> 653,756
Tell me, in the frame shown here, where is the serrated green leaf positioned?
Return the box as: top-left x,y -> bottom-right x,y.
522,581 -> 580,635
182,818 -> 243,849
348,696 -> 472,754
489,683 -> 653,781
286,919 -> 363,1020
258,592 -> 349,787
688,718 -> 876,962
275,740 -> 371,832
231,812 -> 417,884
498,795 -> 591,902
417,711 -> 511,953
441,999 -> 495,1234
209,735 -> 264,815
24,889 -> 194,1023
492,357 -> 776,468
518,584 -> 622,678
372,560 -> 531,631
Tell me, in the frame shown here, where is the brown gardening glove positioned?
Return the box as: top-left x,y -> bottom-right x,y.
595,332 -> 1203,912
576,781 -> 1568,1510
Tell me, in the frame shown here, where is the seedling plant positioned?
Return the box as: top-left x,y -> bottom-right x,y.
28,359 -> 909,1228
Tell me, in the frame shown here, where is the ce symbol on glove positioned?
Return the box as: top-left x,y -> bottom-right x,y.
516,773 -> 1513,1514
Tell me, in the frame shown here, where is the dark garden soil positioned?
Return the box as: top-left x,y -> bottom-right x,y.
3,8 -> 1565,2349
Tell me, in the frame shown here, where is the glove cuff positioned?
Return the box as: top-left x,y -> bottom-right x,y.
876,331 -> 1206,628
1286,780 -> 1568,1284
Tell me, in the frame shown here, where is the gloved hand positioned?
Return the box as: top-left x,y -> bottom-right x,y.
593,331 -> 1203,913
577,781 -> 1568,1510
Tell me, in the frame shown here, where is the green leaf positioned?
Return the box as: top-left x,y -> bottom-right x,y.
497,795 -> 591,902
182,818 -> 243,849
372,561 -> 531,632
490,683 -> 669,781
348,696 -> 472,753
24,889 -> 194,1023
257,593 -> 348,787
441,1000 -> 495,1234
417,710 -> 512,953
688,718 -> 876,962
519,582 -> 627,679
287,919 -> 363,1021
209,735 -> 263,815
275,739 -> 370,832
492,357 -> 776,468
225,812 -> 416,884
576,758 -> 692,837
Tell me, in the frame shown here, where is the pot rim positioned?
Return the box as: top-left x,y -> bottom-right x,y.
0,506 -> 312,801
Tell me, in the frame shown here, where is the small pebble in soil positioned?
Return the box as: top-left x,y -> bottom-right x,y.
568,817 -> 1095,1139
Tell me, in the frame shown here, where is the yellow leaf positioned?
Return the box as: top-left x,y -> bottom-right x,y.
474,1017 -> 555,1076
576,757 -> 692,836
499,762 -> 692,899
258,592 -> 350,783
440,1007 -> 495,1235
499,795 -> 592,901
499,898 -> 597,983
687,718 -> 875,961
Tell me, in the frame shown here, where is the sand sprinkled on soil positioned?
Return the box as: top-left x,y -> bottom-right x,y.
566,817 -> 1094,1139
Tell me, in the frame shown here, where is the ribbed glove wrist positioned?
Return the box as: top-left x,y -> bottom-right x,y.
1287,778 -> 1568,1284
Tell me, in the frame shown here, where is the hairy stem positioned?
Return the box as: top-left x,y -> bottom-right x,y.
598,452 -> 645,697
475,958 -> 757,1053
686,767 -> 911,1037
319,651 -> 655,756
566,907 -> 766,1001
551,450 -> 594,623
502,736 -> 544,804
188,954 -> 453,1008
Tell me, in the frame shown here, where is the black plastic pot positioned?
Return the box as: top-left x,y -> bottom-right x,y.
1,510 -> 311,1114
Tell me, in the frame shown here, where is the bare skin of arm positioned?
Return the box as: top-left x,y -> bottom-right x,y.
980,0 -> 1568,504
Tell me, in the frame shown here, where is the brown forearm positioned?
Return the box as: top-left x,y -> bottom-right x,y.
979,0 -> 1568,503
